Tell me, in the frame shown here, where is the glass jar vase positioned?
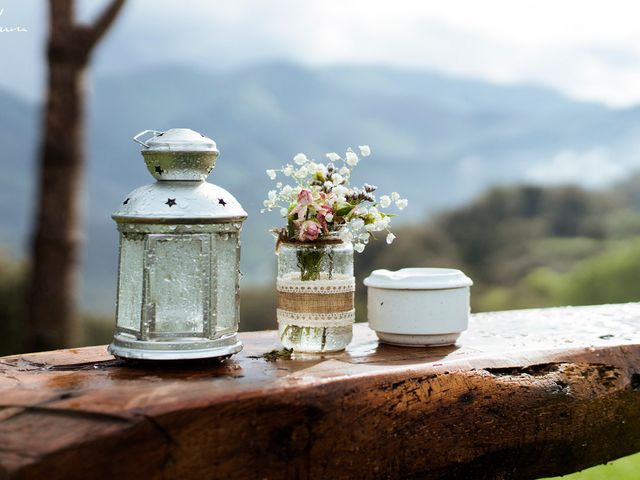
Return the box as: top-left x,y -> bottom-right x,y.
276,240 -> 354,352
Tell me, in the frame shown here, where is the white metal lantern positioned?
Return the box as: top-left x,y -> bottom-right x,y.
108,128 -> 247,360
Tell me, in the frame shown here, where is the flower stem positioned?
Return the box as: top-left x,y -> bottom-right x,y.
296,248 -> 324,281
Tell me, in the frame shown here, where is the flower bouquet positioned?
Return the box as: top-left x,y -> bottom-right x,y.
263,145 -> 407,352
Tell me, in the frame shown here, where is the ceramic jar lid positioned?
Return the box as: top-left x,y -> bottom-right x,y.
363,268 -> 473,290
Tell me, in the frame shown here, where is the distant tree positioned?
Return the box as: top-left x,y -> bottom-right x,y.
559,240 -> 640,306
27,0 -> 126,351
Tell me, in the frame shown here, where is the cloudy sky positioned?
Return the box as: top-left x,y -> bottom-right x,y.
2,0 -> 640,106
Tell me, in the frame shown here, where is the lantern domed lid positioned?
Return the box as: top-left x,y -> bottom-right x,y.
113,181 -> 247,224
135,128 -> 218,153
114,128 -> 247,223
134,129 -> 220,181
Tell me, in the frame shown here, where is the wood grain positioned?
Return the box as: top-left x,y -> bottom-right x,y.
2,303 -> 640,479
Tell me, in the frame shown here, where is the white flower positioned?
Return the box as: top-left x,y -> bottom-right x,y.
323,181 -> 333,189
325,213 -> 334,222
379,195 -> 391,208
266,169 -> 277,180
339,229 -> 354,242
339,166 -> 350,176
386,232 -> 396,244
293,153 -> 308,165
326,152 -> 341,162
283,165 -> 294,176
332,173 -> 344,185
294,165 -> 308,178
376,216 -> 391,229
316,163 -> 328,176
281,185 -> 293,196
358,145 -> 371,157
391,192 -> 400,201
333,185 -> 349,198
354,243 -> 365,253
369,206 -> 379,215
396,198 -> 408,210
345,150 -> 359,166
359,232 -> 370,240
350,218 -> 365,230
280,207 -> 288,217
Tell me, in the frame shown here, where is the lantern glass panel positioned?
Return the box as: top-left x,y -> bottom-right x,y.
214,231 -> 239,333
146,234 -> 209,337
116,234 -> 145,331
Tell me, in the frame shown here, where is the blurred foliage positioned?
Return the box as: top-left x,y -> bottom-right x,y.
240,288 -> 277,332
560,240 -> 640,305
356,181 -> 640,314
82,313 -> 115,347
0,250 -> 27,355
0,252 -> 125,354
543,451 -> 640,480
480,240 -> 640,311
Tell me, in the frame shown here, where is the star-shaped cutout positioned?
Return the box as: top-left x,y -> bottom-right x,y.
165,198 -> 176,207
218,198 -> 227,206
123,198 -> 130,205
155,165 -> 164,175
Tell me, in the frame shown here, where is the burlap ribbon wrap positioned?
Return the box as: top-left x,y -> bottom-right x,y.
276,273 -> 355,328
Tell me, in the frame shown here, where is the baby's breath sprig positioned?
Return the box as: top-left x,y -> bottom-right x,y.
262,145 -> 407,253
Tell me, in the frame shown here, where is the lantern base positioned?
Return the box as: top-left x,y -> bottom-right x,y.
108,332 -> 243,361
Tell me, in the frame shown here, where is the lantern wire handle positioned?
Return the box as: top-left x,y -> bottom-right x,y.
133,130 -> 164,148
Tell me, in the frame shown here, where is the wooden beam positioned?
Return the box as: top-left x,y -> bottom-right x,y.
1,303 -> 640,479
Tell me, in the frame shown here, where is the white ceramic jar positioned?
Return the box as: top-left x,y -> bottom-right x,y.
363,268 -> 473,347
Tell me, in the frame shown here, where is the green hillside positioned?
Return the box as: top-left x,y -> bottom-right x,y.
355,177 -> 640,314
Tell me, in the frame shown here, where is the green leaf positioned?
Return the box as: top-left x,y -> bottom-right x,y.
335,202 -> 355,216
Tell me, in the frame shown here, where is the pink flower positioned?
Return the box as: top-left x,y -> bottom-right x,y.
298,220 -> 321,241
316,204 -> 333,233
298,188 -> 313,205
291,188 -> 318,221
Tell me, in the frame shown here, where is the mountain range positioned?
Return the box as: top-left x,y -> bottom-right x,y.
3,62 -> 640,313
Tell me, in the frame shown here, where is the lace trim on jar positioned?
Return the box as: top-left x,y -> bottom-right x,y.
276,309 -> 355,328
276,273 -> 355,294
